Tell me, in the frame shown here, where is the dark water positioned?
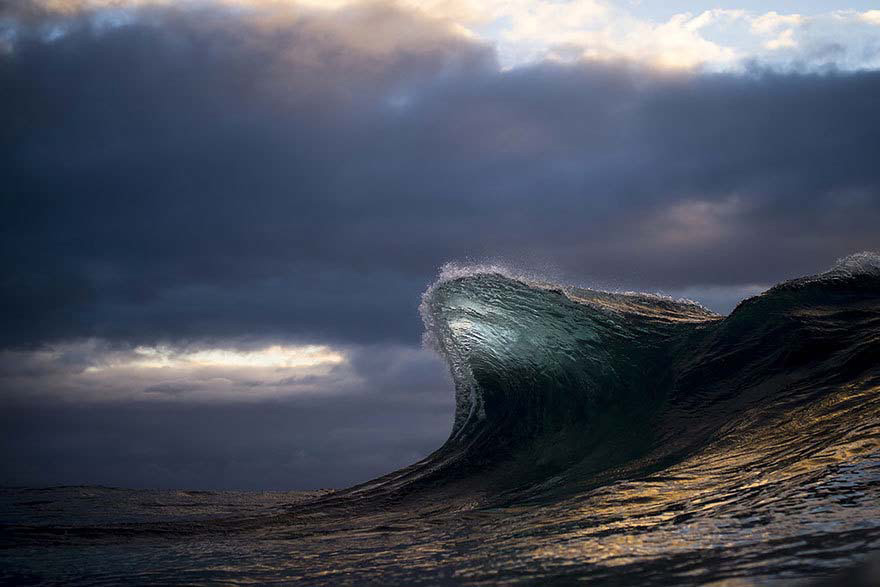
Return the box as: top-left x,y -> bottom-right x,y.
3,254 -> 880,585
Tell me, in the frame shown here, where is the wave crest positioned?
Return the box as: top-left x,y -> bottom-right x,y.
402,255 -> 880,504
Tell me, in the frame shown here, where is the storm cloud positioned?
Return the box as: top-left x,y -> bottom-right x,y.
2,1 -> 879,349
1,1 -> 879,489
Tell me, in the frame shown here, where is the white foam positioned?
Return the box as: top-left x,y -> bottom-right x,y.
825,251 -> 880,278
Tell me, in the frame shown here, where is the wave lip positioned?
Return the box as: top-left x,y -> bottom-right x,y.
825,251 -> 880,279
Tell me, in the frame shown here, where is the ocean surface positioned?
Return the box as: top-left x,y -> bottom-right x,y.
3,254 -> 880,585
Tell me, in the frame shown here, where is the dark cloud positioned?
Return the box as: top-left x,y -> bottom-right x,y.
0,342 -> 454,489
2,3 -> 879,349
0,394 -> 452,490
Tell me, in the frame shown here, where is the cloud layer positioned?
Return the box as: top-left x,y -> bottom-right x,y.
1,1 -> 879,489
0,340 -> 454,488
3,1 -> 879,351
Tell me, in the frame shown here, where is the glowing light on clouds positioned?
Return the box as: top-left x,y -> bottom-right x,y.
17,0 -> 880,71
0,342 -> 352,401
86,344 -> 345,372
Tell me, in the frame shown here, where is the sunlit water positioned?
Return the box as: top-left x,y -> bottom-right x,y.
3,444 -> 879,585
3,255 -> 880,585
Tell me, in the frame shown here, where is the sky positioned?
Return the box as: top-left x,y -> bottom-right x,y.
1,0 -> 879,490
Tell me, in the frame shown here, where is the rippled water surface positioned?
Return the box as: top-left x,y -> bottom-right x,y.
3,449 -> 879,585
3,255 -> 880,585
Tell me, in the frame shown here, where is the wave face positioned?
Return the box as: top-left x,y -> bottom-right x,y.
389,253 -> 880,503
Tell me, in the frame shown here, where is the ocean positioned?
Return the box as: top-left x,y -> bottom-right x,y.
2,254 -> 880,585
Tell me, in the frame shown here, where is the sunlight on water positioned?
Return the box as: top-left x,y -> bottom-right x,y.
2,255 -> 879,585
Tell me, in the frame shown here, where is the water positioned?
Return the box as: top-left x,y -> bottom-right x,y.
2,254 -> 880,585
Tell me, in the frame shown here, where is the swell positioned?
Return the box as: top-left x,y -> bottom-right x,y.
366,253 -> 880,505
4,255 -> 879,545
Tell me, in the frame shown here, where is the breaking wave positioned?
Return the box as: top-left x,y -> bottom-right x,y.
337,252 -> 880,505
4,253 -> 880,586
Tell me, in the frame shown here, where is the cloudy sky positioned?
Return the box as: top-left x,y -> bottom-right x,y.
2,0 -> 879,490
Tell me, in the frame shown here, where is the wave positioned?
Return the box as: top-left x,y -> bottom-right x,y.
3,254 -> 879,586
333,253 -> 880,506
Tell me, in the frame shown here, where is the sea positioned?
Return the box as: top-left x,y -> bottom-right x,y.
2,254 -> 880,585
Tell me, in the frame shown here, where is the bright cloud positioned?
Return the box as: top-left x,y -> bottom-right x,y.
469,5 -> 880,70
88,344 -> 345,371
394,2 -> 880,71
0,342 -> 353,402
750,11 -> 806,35
11,0 -> 880,71
860,10 -> 880,25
